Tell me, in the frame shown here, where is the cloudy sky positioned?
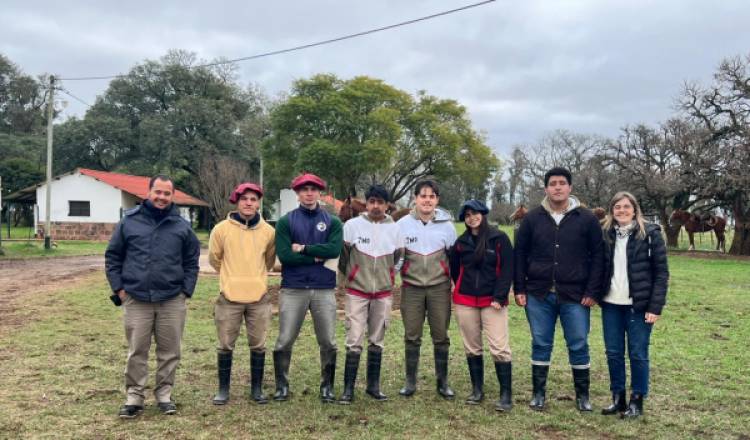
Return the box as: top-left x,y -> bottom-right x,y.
2,0 -> 749,156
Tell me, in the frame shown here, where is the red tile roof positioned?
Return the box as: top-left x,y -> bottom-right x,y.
79,168 -> 208,207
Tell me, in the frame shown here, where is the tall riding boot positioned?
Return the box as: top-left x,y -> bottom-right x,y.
338,351 -> 360,405
623,394 -> 644,419
465,355 -> 484,405
494,361 -> 512,412
529,365 -> 548,411
434,347 -> 455,400
601,390 -> 627,415
365,348 -> 387,401
572,368 -> 593,412
399,346 -> 420,397
212,352 -> 232,405
319,350 -> 337,403
250,351 -> 268,404
272,350 -> 291,402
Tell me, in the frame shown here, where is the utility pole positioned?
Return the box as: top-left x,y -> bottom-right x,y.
44,75 -> 55,250
0,176 -> 4,256
259,153 -> 264,213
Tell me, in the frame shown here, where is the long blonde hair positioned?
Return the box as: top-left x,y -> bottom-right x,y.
602,191 -> 647,241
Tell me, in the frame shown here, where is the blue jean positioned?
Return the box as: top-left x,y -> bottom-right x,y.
601,302 -> 653,396
525,292 -> 590,368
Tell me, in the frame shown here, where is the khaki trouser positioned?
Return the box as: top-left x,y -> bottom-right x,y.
214,293 -> 272,353
123,294 -> 187,406
455,303 -> 512,362
344,294 -> 392,354
400,281 -> 451,350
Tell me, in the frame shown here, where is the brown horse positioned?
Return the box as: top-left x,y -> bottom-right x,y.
338,196 -> 408,222
510,205 -> 528,228
592,207 -> 606,222
670,209 -> 727,252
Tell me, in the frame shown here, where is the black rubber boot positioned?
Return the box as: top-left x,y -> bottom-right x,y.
212,351 -> 232,405
572,368 -> 593,412
272,350 -> 291,402
529,365 -> 548,411
338,351 -> 360,405
434,347 -> 455,400
250,351 -> 268,404
465,355 -> 484,405
399,346 -> 420,397
319,350 -> 337,403
494,361 -> 512,412
601,390 -> 627,415
365,348 -> 387,401
623,394 -> 644,419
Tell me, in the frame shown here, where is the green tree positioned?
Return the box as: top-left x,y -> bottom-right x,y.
0,53 -> 47,135
264,75 -> 498,204
53,50 -> 270,218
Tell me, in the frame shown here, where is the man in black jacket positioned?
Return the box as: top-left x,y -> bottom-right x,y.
513,167 -> 604,412
105,175 -> 201,418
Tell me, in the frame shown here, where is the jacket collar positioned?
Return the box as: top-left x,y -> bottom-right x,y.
227,211 -> 262,229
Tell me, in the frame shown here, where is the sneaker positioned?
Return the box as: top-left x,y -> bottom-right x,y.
158,401 -> 177,415
118,405 -> 143,419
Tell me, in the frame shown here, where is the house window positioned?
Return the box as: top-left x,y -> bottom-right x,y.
69,201 -> 91,217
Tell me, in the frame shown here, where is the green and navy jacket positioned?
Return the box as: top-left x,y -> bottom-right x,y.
275,204 -> 343,289
340,213 -> 403,298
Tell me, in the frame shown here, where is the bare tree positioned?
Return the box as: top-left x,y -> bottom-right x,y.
521,130 -> 617,208
679,54 -> 750,255
606,122 -> 698,246
196,155 -> 254,222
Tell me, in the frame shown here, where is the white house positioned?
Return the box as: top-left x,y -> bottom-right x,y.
6,168 -> 208,240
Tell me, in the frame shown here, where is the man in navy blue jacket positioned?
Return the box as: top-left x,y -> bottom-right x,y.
272,173 -> 343,403
105,175 -> 201,418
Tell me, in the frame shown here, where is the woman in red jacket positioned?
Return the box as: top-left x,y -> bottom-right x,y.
449,200 -> 514,411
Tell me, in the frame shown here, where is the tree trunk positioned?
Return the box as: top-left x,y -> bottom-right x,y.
729,199 -> 750,256
659,211 -> 681,248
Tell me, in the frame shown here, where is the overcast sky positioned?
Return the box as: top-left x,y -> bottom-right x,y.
2,0 -> 749,156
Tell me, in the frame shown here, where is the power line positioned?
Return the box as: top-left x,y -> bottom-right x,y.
58,86 -> 91,107
58,0 -> 495,81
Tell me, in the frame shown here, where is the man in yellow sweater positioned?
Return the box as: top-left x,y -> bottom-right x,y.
209,182 -> 276,405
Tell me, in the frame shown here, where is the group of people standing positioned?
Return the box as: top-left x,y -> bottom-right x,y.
104,166 -> 668,422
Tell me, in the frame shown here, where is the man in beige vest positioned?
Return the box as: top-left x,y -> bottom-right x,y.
209,182 -> 276,405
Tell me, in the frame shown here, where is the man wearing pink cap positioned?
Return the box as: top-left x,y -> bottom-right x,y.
272,173 -> 343,403
208,182 -> 276,405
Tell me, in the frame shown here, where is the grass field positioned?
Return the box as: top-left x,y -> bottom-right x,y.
0,254 -> 748,439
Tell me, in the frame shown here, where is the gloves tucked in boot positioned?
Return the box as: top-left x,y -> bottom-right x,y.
213,351 -> 232,405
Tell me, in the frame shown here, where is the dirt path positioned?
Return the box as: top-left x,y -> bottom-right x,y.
0,254 -> 408,335
0,255 -> 105,334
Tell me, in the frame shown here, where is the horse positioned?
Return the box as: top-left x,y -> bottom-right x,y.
670,209 -> 727,252
592,207 -> 606,222
509,205 -> 528,228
